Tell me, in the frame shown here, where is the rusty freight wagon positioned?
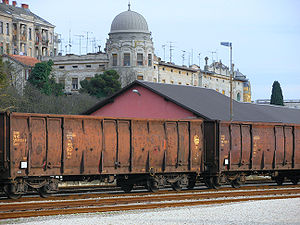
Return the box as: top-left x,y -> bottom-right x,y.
204,121 -> 300,188
0,112 -> 204,198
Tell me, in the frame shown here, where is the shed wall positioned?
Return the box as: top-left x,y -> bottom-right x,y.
91,85 -> 196,119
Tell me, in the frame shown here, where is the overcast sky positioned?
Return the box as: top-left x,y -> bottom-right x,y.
19,0 -> 300,100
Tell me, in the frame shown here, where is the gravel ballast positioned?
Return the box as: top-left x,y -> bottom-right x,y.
4,198 -> 300,225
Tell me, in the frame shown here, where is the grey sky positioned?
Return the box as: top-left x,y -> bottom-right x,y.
22,0 -> 300,100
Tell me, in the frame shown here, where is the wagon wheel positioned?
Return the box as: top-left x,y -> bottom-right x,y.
206,177 -> 220,189
171,180 -> 183,191
291,178 -> 299,185
147,179 -> 159,192
275,177 -> 284,186
120,183 -> 134,193
38,186 -> 52,198
3,185 -> 22,200
187,177 -> 197,190
212,177 -> 221,189
231,179 -> 241,188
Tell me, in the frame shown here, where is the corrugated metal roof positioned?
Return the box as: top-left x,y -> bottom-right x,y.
83,81 -> 300,124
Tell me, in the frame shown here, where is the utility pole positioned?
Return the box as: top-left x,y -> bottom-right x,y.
181,50 -> 186,65
58,34 -> 63,55
75,34 -> 84,55
169,42 -> 174,63
85,31 -> 93,54
198,53 -> 201,69
210,51 -> 216,63
191,49 -> 193,65
162,44 -> 166,61
220,42 -> 233,121
68,29 -> 72,54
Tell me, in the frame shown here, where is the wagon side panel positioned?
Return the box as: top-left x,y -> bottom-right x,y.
165,122 -> 178,172
63,118 -> 85,175
83,119 -> 102,175
189,121 -> 203,172
284,126 -> 293,169
10,115 -> 30,179
294,126 -> 300,169
116,120 -> 131,173
148,121 -> 165,173
131,120 -> 149,173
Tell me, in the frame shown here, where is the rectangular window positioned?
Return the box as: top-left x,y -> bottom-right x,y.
171,80 -> 174,84
0,22 -> 3,34
86,65 -> 92,68
162,79 -> 166,83
148,54 -> 152,66
72,78 -> 78,90
137,53 -> 143,66
6,23 -> 9,35
124,53 -> 130,66
72,65 -> 78,68
137,75 -> 144,80
29,28 -> 32,40
59,66 -> 65,69
153,78 -> 157,82
112,54 -> 117,66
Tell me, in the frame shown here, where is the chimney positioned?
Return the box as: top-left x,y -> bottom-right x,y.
12,1 -> 16,6
2,0 -> 9,5
21,3 -> 28,9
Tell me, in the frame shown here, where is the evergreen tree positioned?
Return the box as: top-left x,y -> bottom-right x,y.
80,70 -> 121,98
270,81 -> 284,106
28,60 -> 63,96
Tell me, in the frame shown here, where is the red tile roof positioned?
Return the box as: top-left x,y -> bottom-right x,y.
8,55 -> 40,67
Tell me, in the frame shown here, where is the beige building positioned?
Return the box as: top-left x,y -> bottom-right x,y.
2,54 -> 40,92
0,0 -> 59,58
43,53 -> 109,93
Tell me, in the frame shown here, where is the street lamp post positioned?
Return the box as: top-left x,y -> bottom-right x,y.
221,42 -> 233,121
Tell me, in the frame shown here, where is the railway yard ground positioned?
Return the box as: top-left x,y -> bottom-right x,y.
0,183 -> 300,225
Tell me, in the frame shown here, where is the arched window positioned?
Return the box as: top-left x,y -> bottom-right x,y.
237,92 -> 241,101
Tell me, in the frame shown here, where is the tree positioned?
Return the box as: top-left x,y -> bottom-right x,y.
0,57 -> 17,111
28,60 -> 63,96
80,70 -> 121,98
0,57 -> 8,86
270,81 -> 284,106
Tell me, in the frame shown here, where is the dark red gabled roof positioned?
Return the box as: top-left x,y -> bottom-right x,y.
4,54 -> 40,67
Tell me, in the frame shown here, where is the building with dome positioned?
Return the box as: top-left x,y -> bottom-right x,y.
43,4 -> 251,102
106,4 -> 154,85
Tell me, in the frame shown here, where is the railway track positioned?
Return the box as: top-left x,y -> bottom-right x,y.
1,185 -> 300,220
